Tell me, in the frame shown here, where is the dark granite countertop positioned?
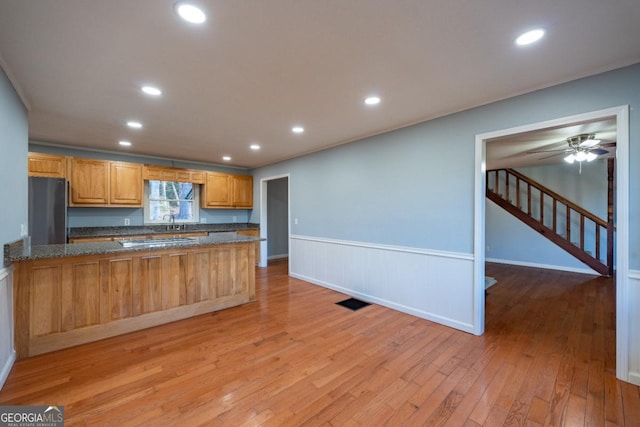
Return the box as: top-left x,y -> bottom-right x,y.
68,223 -> 259,238
8,233 -> 262,262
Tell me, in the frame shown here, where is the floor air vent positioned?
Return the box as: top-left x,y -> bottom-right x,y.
336,298 -> 371,311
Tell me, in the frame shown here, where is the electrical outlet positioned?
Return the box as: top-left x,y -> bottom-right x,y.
124,218 -> 130,226
294,218 -> 298,225
200,217 -> 207,223
232,216 -> 237,223
20,223 -> 27,236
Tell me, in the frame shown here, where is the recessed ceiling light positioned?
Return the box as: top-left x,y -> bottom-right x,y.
364,96 -> 380,105
222,155 -> 231,161
141,85 -> 162,96
515,29 -> 545,46
250,144 -> 261,150
292,126 -> 304,134
126,121 -> 143,129
175,2 -> 206,24
119,140 -> 132,147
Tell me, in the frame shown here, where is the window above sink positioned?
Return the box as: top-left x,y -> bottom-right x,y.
144,180 -> 200,224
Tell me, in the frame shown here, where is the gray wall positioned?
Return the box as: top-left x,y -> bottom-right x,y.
29,143 -> 251,227
267,177 -> 288,258
251,63 -> 640,270
0,68 -> 28,247
486,160 -> 609,271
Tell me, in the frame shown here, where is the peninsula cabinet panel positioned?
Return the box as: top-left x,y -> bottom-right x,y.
164,252 -> 189,308
28,152 -> 67,178
110,162 -> 143,206
69,158 -> 109,205
135,255 -> 163,316
191,250 -> 212,302
30,266 -> 63,337
71,262 -> 101,329
13,242 -> 256,359
104,258 -> 134,321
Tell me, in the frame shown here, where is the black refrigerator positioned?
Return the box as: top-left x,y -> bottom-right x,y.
28,177 -> 67,245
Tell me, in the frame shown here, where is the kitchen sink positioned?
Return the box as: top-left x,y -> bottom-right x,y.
119,237 -> 198,247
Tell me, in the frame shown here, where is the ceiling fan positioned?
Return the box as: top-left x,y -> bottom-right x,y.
527,133 -> 615,164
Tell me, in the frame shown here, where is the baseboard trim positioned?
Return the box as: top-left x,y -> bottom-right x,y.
629,371 -> 640,387
485,257 -> 599,275
267,254 -> 288,260
0,350 -> 15,389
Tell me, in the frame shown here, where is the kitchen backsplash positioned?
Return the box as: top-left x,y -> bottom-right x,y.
68,207 -> 251,228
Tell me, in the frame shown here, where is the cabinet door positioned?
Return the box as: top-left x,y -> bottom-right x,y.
28,153 -> 66,178
69,158 -> 109,205
202,172 -> 232,207
110,162 -> 143,206
232,175 -> 253,208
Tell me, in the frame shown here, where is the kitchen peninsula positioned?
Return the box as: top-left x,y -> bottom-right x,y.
7,233 -> 260,359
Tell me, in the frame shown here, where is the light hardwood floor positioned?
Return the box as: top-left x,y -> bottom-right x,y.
1,260 -> 638,426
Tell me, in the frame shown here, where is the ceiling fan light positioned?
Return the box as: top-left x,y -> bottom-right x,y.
564,153 -> 575,164
586,152 -> 598,162
575,151 -> 588,162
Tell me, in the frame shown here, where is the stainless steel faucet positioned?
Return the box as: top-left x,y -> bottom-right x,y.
164,214 -> 181,231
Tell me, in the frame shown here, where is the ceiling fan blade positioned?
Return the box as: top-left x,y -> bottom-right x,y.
590,148 -> 609,155
579,139 -> 601,148
538,152 -> 564,160
526,148 -> 567,154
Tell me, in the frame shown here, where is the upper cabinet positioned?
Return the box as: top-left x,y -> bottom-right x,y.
69,158 -> 142,207
28,153 -> 67,178
232,174 -> 253,208
202,172 -> 253,209
143,165 -> 205,184
110,162 -> 143,205
29,152 -> 250,210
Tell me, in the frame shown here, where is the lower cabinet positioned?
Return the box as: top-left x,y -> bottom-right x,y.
13,242 -> 256,358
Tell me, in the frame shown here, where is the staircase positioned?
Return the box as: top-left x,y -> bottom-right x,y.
486,168 -> 614,276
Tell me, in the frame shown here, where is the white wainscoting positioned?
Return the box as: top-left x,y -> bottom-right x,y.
0,265 -> 15,389
629,269 -> 640,386
290,235 -> 476,334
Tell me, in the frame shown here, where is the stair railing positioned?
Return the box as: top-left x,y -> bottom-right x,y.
486,168 -> 613,276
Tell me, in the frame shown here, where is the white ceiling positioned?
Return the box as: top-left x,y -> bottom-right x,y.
0,1 -> 639,169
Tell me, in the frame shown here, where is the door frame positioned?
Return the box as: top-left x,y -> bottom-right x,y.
258,173 -> 291,270
473,105 -> 630,381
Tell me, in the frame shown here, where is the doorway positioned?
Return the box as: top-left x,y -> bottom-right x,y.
474,105 -> 630,381
259,174 -> 290,269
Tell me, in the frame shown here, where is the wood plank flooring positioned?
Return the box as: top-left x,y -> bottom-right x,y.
1,260 -> 638,426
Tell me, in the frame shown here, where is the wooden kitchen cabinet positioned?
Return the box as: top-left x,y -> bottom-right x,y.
202,172 -> 233,208
233,174 -> 253,208
110,162 -> 143,206
28,152 -> 67,178
69,158 -> 143,207
201,172 -> 253,209
68,158 -> 110,205
143,165 -> 205,184
237,229 -> 260,261
13,241 -> 256,358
